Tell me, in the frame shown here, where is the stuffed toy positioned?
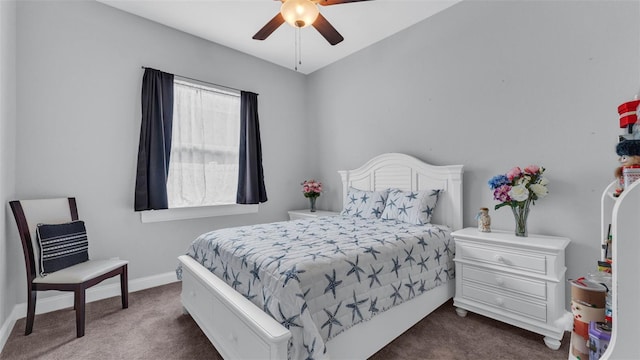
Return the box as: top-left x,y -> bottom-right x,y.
614,99 -> 640,196
614,139 -> 640,197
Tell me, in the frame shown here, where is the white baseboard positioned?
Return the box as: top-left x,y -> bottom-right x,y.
560,310 -> 574,332
0,271 -> 178,354
0,306 -> 22,357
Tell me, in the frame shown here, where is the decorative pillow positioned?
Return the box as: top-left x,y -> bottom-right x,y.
341,187 -> 389,218
381,188 -> 443,225
36,220 -> 89,276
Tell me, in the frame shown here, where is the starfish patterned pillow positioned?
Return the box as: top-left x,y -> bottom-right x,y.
340,187 -> 388,218
381,188 -> 442,225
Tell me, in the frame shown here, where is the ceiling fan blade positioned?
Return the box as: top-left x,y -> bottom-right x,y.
252,13 -> 285,40
317,0 -> 373,6
312,13 -> 344,45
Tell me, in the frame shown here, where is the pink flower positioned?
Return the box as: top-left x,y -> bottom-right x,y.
493,185 -> 512,202
302,179 -> 322,195
524,165 -> 540,175
506,167 -> 522,181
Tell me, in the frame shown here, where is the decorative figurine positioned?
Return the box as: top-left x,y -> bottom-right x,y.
614,140 -> 640,197
477,207 -> 491,232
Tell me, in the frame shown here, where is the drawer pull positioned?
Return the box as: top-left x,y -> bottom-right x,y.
494,255 -> 505,263
495,297 -> 505,306
495,277 -> 505,286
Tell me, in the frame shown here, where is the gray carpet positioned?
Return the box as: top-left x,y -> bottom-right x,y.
0,282 -> 570,359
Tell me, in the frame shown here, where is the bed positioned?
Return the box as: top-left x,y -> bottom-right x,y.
177,153 -> 464,359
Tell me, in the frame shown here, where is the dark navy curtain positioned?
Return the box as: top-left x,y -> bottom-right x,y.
237,91 -> 268,204
134,68 -> 174,211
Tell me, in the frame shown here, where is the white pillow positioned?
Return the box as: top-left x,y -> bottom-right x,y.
341,188 -> 388,218
381,188 -> 442,225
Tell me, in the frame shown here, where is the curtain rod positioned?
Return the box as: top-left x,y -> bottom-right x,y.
141,66 -> 255,95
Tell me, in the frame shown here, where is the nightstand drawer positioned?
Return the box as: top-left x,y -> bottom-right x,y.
459,243 -> 547,274
461,283 -> 547,322
462,265 -> 546,300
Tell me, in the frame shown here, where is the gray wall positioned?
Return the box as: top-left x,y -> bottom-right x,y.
1,0 -> 17,328
307,0 -> 639,292
8,0 -> 310,307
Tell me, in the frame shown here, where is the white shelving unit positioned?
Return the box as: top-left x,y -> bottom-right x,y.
599,179 -> 640,359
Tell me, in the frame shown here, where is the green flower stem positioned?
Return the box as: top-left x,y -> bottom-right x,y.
511,199 -> 531,237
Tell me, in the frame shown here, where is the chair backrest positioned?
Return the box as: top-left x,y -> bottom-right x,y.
9,198 -> 78,281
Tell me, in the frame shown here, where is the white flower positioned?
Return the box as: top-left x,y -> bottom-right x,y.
539,177 -> 549,186
530,183 -> 548,198
509,184 -> 530,202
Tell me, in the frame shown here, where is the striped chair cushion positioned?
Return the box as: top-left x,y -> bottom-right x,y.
36,220 -> 89,276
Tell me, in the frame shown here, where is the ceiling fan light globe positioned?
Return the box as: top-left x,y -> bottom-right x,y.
281,0 -> 319,28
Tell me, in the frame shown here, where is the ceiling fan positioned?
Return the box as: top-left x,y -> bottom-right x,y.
253,0 -> 372,46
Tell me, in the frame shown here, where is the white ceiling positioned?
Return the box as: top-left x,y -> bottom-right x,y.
97,0 -> 461,74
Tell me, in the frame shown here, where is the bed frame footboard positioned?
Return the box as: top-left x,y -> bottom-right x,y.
180,254 -> 455,360
179,255 -> 291,359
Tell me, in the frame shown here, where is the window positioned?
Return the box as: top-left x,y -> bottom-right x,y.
167,79 -> 241,208
136,68 -> 265,222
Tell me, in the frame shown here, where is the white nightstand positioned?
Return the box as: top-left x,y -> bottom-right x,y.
288,209 -> 340,220
451,227 -> 570,350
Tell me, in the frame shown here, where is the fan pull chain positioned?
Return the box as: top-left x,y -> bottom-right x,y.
298,28 -> 302,67
294,27 -> 298,71
294,27 -> 302,72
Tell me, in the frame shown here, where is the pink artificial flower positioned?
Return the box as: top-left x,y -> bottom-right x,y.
302,179 -> 322,194
493,185 -> 512,202
506,167 -> 522,181
524,165 -> 540,175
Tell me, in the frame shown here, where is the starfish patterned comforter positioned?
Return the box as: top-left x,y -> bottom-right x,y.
180,215 -> 455,360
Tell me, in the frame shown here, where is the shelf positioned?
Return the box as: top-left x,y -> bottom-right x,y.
596,179 -> 640,358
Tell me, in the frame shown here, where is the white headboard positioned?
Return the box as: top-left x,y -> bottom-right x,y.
338,153 -> 464,230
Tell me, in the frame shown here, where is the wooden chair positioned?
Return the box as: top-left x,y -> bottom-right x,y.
9,197 -> 128,337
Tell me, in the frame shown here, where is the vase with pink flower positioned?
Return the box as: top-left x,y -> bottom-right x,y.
488,165 -> 549,237
301,179 -> 322,212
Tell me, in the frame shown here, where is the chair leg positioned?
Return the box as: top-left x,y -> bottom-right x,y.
120,265 -> 129,309
74,287 -> 86,338
25,289 -> 36,335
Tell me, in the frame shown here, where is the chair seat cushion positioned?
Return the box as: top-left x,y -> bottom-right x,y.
36,221 -> 89,276
33,259 -> 128,284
